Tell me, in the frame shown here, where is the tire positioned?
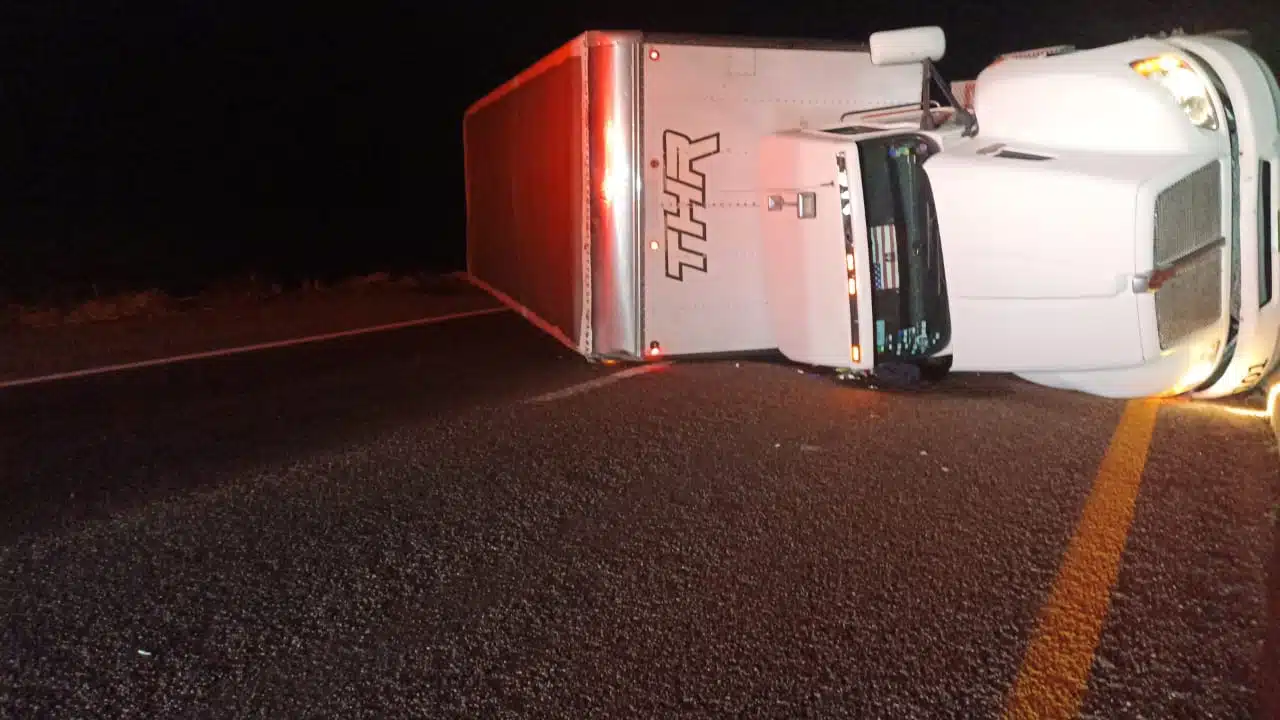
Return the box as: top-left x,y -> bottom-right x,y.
917,355 -> 953,383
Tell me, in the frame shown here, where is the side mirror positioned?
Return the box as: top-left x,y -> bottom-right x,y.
869,26 -> 946,66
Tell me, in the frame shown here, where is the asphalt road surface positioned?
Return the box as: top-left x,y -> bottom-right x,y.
1,301 -> 1277,718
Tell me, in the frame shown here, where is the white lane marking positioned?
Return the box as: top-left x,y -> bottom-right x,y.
458,271 -> 583,355
0,306 -> 510,391
528,362 -> 669,403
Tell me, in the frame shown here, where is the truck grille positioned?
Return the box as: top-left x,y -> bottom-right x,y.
1152,161 -> 1223,349
1154,161 -> 1220,266
1154,249 -> 1222,349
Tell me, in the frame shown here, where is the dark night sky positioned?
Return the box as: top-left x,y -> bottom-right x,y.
0,0 -> 1275,300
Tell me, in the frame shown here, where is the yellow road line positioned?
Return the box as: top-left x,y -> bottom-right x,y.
1002,399 -> 1162,720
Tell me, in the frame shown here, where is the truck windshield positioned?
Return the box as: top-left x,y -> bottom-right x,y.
856,134 -> 951,361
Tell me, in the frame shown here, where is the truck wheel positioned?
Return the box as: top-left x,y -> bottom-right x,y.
917,356 -> 953,383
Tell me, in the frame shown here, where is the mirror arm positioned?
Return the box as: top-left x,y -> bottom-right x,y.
921,59 -> 980,137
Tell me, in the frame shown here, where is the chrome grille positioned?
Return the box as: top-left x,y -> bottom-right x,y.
1155,248 -> 1222,349
1152,161 -> 1224,349
1153,161 -> 1221,266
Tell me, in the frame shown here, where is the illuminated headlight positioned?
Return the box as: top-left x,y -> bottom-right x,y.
1130,54 -> 1219,131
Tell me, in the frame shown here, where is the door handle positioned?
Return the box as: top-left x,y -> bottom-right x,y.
767,192 -> 817,219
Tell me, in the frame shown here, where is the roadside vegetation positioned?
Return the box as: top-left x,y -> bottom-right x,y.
1,271 -> 437,330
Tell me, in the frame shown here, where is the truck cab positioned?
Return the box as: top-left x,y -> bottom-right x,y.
760,127 -> 954,375
760,26 -> 1280,399
759,28 -> 960,378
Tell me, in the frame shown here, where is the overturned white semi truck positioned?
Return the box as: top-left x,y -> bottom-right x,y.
463,26 -> 1280,399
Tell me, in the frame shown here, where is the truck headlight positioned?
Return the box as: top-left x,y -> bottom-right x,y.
1131,54 -> 1219,131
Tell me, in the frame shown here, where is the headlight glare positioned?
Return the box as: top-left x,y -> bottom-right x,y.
1131,54 -> 1219,131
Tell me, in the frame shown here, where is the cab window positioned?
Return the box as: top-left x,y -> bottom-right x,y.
856,135 -> 951,360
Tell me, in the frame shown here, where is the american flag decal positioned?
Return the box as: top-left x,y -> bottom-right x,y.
871,224 -> 899,291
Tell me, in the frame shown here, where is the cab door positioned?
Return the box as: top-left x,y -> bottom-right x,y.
759,130 -> 875,370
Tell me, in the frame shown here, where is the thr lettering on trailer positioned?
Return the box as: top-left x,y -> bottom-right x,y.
661,130 -> 721,281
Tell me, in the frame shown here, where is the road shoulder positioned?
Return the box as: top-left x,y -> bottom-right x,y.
0,275 -> 497,383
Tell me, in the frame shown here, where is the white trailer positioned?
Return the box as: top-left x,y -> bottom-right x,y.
463,32 -> 925,361
463,27 -> 1280,399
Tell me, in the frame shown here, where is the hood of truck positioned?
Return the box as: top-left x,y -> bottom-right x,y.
970,37 -> 1226,156
926,142 -> 1187,298
923,141 -> 1224,372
